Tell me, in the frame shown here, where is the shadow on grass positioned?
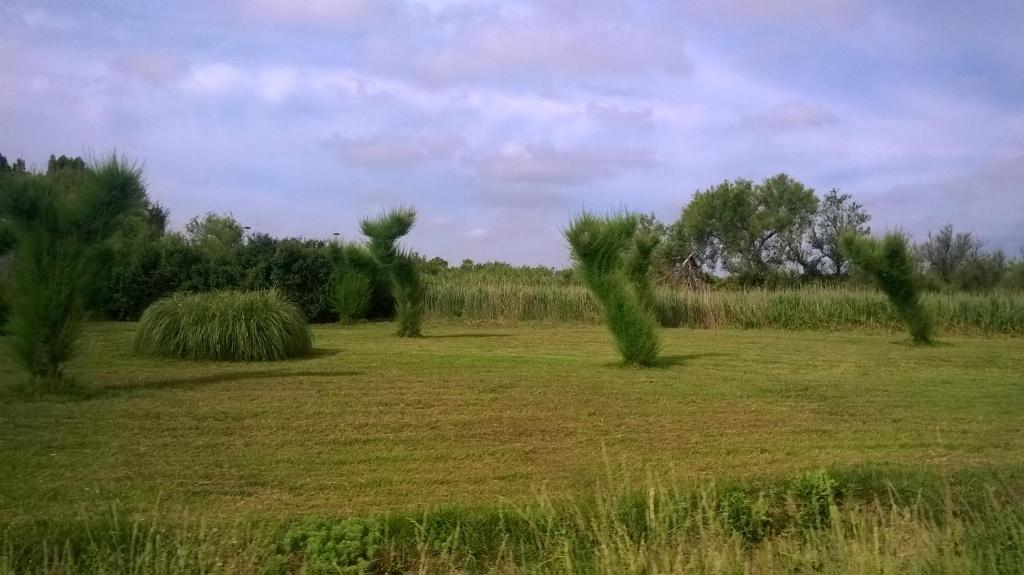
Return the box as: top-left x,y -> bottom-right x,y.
427,333 -> 512,339
97,369 -> 364,396
599,352 -> 726,369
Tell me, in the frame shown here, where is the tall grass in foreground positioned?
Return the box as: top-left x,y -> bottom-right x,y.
565,213 -> 661,366
134,290 -> 312,361
3,469 -> 1021,573
425,280 -> 1024,334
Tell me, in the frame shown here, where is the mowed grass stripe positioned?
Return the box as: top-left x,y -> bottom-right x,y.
1,322 -> 1022,522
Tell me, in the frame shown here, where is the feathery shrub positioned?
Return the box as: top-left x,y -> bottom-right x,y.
360,208 -> 424,337
565,213 -> 660,366
840,232 -> 933,343
134,290 -> 312,361
0,156 -> 148,389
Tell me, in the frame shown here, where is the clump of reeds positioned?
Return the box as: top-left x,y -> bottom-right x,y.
134,290 -> 312,361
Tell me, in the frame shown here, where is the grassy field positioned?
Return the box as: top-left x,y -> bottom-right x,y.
2,321 -> 1022,523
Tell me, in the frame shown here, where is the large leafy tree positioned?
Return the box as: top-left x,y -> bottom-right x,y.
789,189 -> 871,278
678,174 -> 818,281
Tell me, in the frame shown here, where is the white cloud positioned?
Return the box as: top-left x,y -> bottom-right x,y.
741,101 -> 838,132
182,63 -> 244,94
111,53 -> 189,87
473,141 -> 656,186
327,133 -> 462,167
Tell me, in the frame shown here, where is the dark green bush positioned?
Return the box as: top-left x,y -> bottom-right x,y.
134,290 -> 312,361
565,213 -> 660,366
840,232 -> 933,343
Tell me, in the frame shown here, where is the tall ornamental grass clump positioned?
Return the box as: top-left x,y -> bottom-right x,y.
840,232 -> 933,343
0,156 -> 148,390
360,208 -> 424,337
565,213 -> 660,366
134,290 -> 312,361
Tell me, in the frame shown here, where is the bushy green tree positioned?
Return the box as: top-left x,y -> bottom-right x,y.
792,189 -> 871,278
565,213 -> 660,366
678,174 -> 818,283
360,208 -> 424,337
0,156 -> 148,388
839,232 -> 933,343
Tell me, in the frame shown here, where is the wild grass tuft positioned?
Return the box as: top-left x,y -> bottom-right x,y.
565,213 -> 660,366
134,290 -> 312,361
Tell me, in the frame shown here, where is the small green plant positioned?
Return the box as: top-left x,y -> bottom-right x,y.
278,517 -> 383,574
840,231 -> 933,343
134,290 -> 312,361
565,212 -> 660,366
360,207 -> 424,337
788,470 -> 839,530
718,489 -> 773,542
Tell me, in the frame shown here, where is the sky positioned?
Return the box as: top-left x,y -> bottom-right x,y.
2,0 -> 1022,266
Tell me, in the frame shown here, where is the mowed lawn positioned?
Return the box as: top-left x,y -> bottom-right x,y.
1,322 -> 1022,522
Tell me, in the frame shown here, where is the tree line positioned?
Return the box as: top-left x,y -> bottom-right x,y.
1,155 -> 1022,332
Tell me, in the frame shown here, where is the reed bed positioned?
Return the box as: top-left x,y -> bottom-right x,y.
3,469 -> 1021,574
425,277 -> 1024,334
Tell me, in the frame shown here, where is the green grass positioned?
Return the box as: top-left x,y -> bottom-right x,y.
3,321 -> 1024,571
425,281 -> 1024,334
2,322 -> 1022,523
3,468 -> 1022,573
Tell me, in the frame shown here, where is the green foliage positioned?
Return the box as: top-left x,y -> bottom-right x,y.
789,470 -> 840,529
134,290 -> 313,361
718,489 -> 772,542
3,471 -> 1022,573
797,188 -> 872,277
0,155 -> 148,386
277,517 -> 383,574
840,232 -> 934,343
329,242 -> 393,323
679,174 -> 819,281
565,212 -> 660,366
360,207 -> 424,337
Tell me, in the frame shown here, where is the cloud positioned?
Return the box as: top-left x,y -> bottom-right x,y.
406,5 -> 689,86
236,0 -> 416,27
110,53 -> 190,87
327,133 -> 462,167
584,102 -> 654,126
865,155 -> 1024,252
741,101 -> 838,132
20,7 -> 76,32
182,63 -> 244,94
472,141 -> 656,186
